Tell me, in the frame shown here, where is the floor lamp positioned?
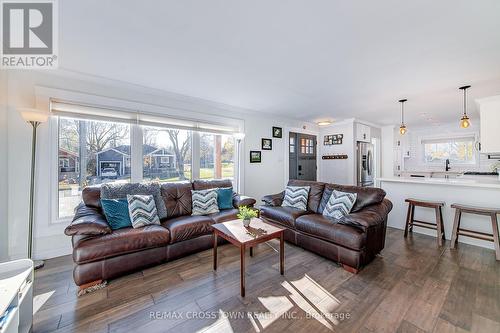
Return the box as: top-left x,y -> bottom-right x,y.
19,108 -> 49,270
233,132 -> 245,194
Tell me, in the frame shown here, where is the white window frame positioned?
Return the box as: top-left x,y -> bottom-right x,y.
419,133 -> 479,166
43,89 -> 244,225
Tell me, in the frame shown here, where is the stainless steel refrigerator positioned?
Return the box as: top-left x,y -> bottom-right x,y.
357,142 -> 374,187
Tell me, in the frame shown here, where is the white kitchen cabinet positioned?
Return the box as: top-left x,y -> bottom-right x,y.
356,123 -> 371,142
478,95 -> 500,154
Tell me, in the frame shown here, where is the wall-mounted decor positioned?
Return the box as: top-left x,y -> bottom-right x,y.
261,138 -> 272,150
250,151 -> 262,163
322,154 -> 348,160
324,134 -> 343,145
272,126 -> 282,138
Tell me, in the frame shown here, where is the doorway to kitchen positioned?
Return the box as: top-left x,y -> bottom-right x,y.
289,132 -> 317,181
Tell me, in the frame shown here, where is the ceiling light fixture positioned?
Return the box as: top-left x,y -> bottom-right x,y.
459,85 -> 471,129
398,99 -> 407,135
317,121 -> 332,126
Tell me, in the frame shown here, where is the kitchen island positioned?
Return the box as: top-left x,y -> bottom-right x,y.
378,177 -> 500,249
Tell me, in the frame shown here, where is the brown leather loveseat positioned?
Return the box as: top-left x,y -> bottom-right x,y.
64,179 -> 255,291
261,180 -> 392,273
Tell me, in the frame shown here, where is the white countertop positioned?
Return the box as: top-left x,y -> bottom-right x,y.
377,176 -> 500,189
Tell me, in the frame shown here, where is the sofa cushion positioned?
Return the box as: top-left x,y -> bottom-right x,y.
322,190 -> 357,219
318,184 -> 386,213
295,214 -> 365,251
101,198 -> 132,230
282,186 -> 310,211
161,182 -> 193,218
101,182 -> 168,219
161,215 -> 214,243
127,194 -> 161,228
73,225 -> 170,264
260,206 -> 311,228
217,187 -> 234,210
193,179 -> 232,190
191,189 -> 219,215
288,180 -> 325,212
209,208 -> 239,224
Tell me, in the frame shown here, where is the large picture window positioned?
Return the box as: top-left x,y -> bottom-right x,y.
58,117 -> 131,218
56,114 -> 236,220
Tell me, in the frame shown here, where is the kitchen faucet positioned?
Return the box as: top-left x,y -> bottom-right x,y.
445,159 -> 450,172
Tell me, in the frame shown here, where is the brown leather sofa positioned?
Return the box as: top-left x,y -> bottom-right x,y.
64,179 -> 255,289
261,180 -> 392,273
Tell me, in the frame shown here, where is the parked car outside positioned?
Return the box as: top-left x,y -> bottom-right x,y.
101,168 -> 118,179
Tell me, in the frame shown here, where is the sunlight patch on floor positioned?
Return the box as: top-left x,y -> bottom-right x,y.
33,290 -> 55,315
197,309 -> 234,333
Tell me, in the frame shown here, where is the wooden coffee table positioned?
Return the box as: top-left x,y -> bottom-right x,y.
212,218 -> 285,297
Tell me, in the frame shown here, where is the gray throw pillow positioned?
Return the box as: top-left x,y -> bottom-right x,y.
127,194 -> 161,228
323,190 -> 357,220
281,186 -> 310,211
191,189 -> 219,216
100,182 -> 167,219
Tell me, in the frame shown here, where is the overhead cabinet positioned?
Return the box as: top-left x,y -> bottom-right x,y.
356,123 -> 371,142
478,95 -> 500,154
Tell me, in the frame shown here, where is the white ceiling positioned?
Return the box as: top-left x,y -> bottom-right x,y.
59,0 -> 500,126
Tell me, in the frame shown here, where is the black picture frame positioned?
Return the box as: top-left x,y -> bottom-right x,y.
272,126 -> 282,138
261,138 -> 272,150
249,151 -> 262,163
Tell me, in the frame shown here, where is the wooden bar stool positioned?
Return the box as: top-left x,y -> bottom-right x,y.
450,204 -> 500,260
404,198 -> 446,246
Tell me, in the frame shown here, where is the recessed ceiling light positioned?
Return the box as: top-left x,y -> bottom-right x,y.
317,121 -> 332,126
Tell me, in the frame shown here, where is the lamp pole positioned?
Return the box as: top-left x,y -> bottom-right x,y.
19,108 -> 49,270
27,121 -> 44,269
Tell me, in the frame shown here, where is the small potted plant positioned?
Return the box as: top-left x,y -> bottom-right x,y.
237,206 -> 258,227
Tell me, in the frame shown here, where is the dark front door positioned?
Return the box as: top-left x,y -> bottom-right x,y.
289,132 -> 317,181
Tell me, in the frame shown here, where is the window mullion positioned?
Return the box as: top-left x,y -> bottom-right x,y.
192,132 -> 200,180
131,123 -> 143,182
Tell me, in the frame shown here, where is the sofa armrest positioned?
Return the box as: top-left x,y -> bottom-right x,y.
64,202 -> 112,236
262,191 -> 285,207
233,195 -> 256,208
341,198 -> 393,229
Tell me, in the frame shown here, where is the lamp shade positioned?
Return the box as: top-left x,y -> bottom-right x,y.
233,132 -> 246,141
19,108 -> 49,123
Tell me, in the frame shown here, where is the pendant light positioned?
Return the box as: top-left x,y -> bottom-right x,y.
459,85 -> 471,129
398,99 -> 408,135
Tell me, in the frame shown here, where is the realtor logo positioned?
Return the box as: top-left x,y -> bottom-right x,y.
1,0 -> 58,68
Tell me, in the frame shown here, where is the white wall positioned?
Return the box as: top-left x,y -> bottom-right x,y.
0,71 -> 8,261
318,120 -> 355,185
5,70 -> 317,260
380,125 -> 395,178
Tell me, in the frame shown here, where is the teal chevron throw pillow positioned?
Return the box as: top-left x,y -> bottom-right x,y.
282,186 -> 310,211
101,198 -> 132,230
323,190 -> 357,220
217,187 -> 234,210
192,189 -> 220,216
127,194 -> 161,228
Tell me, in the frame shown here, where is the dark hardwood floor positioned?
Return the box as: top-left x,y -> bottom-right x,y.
33,227 -> 500,333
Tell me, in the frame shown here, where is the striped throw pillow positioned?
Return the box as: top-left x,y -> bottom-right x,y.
192,189 -> 220,216
322,190 -> 357,220
281,186 -> 310,211
127,194 -> 161,228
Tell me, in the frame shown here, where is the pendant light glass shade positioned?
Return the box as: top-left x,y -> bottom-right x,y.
398,99 -> 408,135
459,85 -> 471,129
